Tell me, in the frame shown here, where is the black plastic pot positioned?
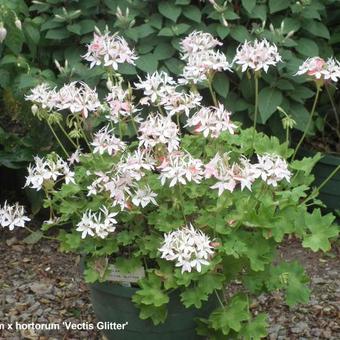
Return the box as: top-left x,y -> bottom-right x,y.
89,281 -> 218,340
298,148 -> 340,211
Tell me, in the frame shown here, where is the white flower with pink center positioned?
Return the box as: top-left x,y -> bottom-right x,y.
138,114 -> 180,152
158,151 -> 204,187
83,32 -> 137,70
180,31 -> 222,59
92,126 -> 126,156
233,39 -> 282,73
295,57 -> 340,82
186,103 -> 237,138
55,82 -> 101,118
134,71 -> 176,105
105,85 -> 138,123
161,91 -> 202,117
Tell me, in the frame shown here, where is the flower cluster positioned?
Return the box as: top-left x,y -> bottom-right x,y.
134,71 -> 176,105
159,151 -> 204,187
26,81 -> 101,118
25,83 -> 57,111
186,103 -> 237,138
106,85 -> 139,123
87,149 -> 155,210
131,185 -> 158,208
233,39 -> 282,73
295,57 -> 340,82
161,91 -> 202,117
138,114 -> 180,152
0,201 -> 30,230
76,206 -> 118,239
205,153 -> 291,196
159,224 -> 214,273
256,154 -> 291,187
92,126 -> 126,156
25,155 -> 75,191
180,31 -> 232,84
83,31 -> 137,69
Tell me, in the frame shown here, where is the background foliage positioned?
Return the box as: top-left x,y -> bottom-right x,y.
1,0 -> 340,169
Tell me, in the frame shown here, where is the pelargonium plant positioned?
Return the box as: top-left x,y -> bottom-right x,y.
2,30 -> 339,339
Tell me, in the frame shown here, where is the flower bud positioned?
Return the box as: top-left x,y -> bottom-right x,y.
0,23 -> 7,43
106,79 -> 113,90
15,18 -> 22,30
31,104 -> 39,115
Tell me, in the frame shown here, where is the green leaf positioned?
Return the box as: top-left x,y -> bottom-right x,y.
84,267 -> 100,283
5,25 -> 24,55
250,5 -> 267,22
135,23 -> 155,39
153,43 -> 176,60
239,314 -> 268,340
269,0 -> 290,13
67,23 -> 81,35
79,19 -> 95,34
173,23 -> 191,35
268,261 -> 310,307
303,20 -> 330,39
183,5 -> 201,23
181,287 -> 208,308
295,38 -> 319,56
115,257 -> 141,273
24,23 -> 40,45
290,153 -> 322,175
164,57 -> 184,75
135,53 -> 158,73
230,26 -> 250,43
45,28 -> 70,40
158,2 -> 182,22
139,304 -> 168,325
23,230 -> 43,245
158,27 -> 174,37
0,69 -> 10,87
258,87 -> 283,123
241,0 -> 256,13
133,274 -> 169,307
149,14 -> 163,30
213,73 -> 230,99
209,294 -> 250,335
289,102 -> 313,133
175,0 -> 190,4
302,209 -> 338,252
216,25 -> 230,39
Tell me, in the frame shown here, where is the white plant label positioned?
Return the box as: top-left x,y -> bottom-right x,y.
107,265 -> 145,283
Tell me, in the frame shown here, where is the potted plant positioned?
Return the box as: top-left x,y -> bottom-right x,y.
291,57 -> 340,212
1,30 -> 338,339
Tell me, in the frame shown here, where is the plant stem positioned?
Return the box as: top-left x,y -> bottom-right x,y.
56,121 -> 78,148
176,113 -> 181,132
47,121 -> 69,158
208,74 -> 218,106
252,73 -> 259,149
286,127 -> 290,153
214,290 -> 224,308
316,164 -> 340,193
75,115 -> 92,151
325,85 -> 340,140
131,118 -> 139,136
176,185 -> 187,222
292,86 -> 321,160
24,226 -> 57,240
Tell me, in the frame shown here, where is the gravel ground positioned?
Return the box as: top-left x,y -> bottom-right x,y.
0,229 -> 338,340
